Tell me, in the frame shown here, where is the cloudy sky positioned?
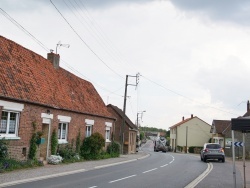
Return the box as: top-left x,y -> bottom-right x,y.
1,0 -> 250,130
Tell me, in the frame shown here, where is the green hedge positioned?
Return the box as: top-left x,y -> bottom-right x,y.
188,146 -> 203,153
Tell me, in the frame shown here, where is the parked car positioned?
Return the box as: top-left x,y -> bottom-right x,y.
200,143 -> 225,162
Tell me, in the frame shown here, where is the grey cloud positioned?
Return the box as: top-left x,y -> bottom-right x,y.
170,0 -> 250,26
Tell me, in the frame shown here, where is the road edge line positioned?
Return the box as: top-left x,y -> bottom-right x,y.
0,168 -> 86,188
184,162 -> 213,188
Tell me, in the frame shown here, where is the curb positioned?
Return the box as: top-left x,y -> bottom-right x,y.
0,153 -> 150,188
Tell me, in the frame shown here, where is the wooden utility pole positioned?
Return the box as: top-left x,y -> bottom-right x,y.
120,73 -> 139,154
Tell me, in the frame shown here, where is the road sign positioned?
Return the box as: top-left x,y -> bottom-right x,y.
234,142 -> 244,147
231,118 -> 250,132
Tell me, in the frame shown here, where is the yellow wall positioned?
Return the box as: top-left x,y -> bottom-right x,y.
176,118 -> 211,147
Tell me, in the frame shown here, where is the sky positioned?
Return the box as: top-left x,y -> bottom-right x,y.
1,0 -> 250,130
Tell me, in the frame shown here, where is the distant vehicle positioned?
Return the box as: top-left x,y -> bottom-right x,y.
154,136 -> 170,152
200,143 -> 225,163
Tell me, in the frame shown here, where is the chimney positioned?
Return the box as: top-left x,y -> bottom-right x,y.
191,114 -> 193,118
47,51 -> 60,69
248,100 -> 250,112
182,116 -> 184,121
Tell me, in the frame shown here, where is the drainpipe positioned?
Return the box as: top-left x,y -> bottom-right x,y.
46,119 -> 51,160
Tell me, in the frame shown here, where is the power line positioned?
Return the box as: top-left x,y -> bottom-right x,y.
0,8 -> 49,52
141,75 -> 241,116
75,0 -> 139,73
50,0 -> 124,79
0,7 -> 123,98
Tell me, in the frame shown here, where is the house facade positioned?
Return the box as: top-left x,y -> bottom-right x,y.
107,104 -> 138,154
210,120 -> 231,148
0,36 -> 116,161
215,101 -> 250,158
170,114 -> 211,152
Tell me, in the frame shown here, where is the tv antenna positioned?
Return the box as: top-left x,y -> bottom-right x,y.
56,41 -> 70,54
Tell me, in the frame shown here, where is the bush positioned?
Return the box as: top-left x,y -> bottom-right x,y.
51,129 -> 58,155
75,131 -> 81,154
0,138 -> 8,159
58,144 -> 76,160
188,146 -> 203,153
80,132 -> 105,160
177,145 -> 183,152
0,159 -> 43,172
107,141 -> 120,157
28,133 -> 37,160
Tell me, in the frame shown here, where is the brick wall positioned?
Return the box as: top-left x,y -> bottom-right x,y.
107,107 -> 130,154
6,102 -> 115,160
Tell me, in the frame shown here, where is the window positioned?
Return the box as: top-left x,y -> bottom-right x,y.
86,125 -> 92,137
57,115 -> 71,144
105,129 -> 110,141
0,111 -> 19,138
58,123 -> 68,143
105,122 -> 112,142
85,119 -> 94,138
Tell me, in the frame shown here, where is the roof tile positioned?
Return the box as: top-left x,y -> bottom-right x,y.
0,36 -> 113,118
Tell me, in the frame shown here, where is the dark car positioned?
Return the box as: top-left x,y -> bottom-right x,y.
200,143 -> 225,163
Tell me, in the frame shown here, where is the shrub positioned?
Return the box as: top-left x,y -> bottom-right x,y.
0,138 -> 8,159
28,133 -> 37,160
177,145 -> 183,152
80,132 -> 105,160
107,141 -> 120,157
51,129 -> 58,155
0,159 -> 43,172
188,146 -> 203,153
58,144 -> 75,160
75,131 -> 81,154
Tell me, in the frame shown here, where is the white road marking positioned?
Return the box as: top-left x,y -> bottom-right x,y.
88,186 -> 97,188
160,164 -> 169,167
109,175 -> 137,183
142,168 -> 158,173
184,162 -> 213,188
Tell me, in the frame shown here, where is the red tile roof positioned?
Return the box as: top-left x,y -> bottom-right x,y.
107,104 -> 138,130
169,116 -> 210,129
0,36 -> 113,119
169,117 -> 194,129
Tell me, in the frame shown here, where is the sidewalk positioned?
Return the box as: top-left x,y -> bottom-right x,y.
0,151 -> 149,187
227,158 -> 250,188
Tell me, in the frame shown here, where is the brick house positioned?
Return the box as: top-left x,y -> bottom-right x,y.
210,120 -> 231,148
170,114 -> 211,152
215,101 -> 250,158
0,36 -> 116,161
107,104 -> 138,154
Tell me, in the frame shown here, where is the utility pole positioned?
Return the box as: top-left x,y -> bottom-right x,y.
120,73 -> 140,154
136,110 -> 146,127
186,126 -> 188,153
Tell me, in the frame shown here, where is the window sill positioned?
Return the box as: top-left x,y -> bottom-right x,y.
58,140 -> 68,144
0,137 -> 20,140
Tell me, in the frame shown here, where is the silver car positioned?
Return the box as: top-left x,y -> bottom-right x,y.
200,143 -> 225,163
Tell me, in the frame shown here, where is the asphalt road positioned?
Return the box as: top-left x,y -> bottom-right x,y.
7,140 -> 209,188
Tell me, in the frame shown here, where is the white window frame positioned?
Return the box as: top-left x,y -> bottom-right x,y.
105,122 -> 112,142
58,122 -> 68,144
85,119 -> 94,138
86,125 -> 92,137
57,115 -> 71,144
0,100 -> 23,140
0,110 -> 19,138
